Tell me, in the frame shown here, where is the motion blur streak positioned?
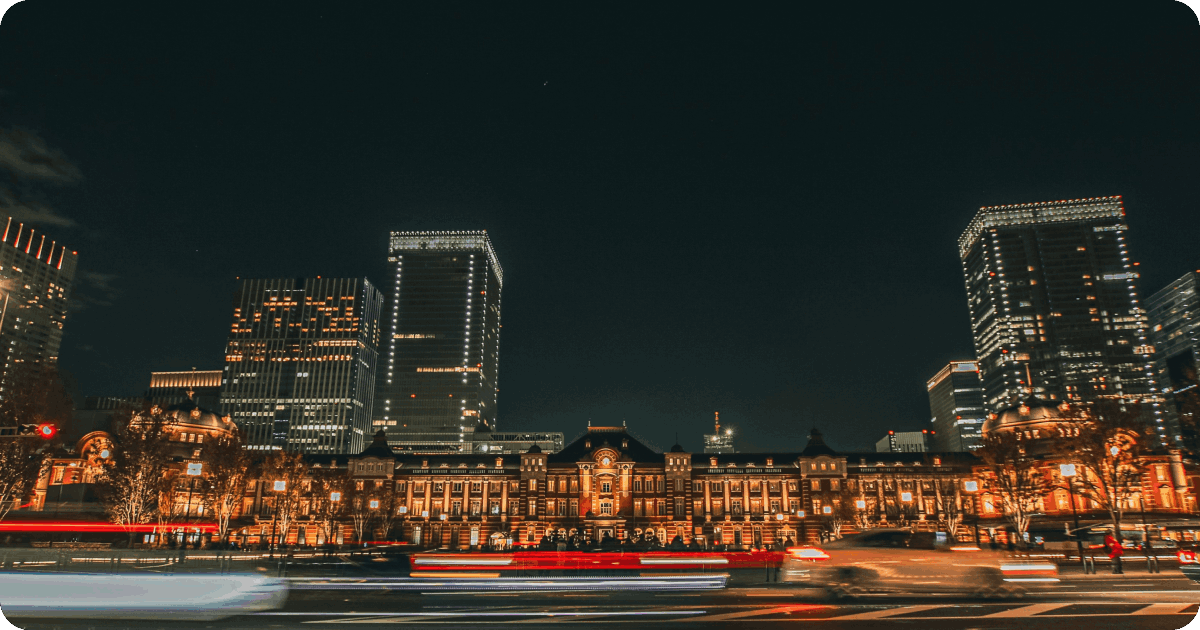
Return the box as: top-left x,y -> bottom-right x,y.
0,520 -> 218,533
0,573 -> 287,620
288,575 -> 728,591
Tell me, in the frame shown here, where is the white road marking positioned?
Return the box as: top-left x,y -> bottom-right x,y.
820,605 -> 941,620
983,603 -> 1072,617
1131,603 -> 1198,615
683,605 -> 832,622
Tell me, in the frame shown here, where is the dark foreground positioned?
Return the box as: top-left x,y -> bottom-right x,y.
7,573 -> 1200,630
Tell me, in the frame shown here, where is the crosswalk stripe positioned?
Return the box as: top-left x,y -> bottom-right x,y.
984,603 -> 1073,618
683,605 -> 825,622
821,605 -> 941,620
1130,603 -> 1198,615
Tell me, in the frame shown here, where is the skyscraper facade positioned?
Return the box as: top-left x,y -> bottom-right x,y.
0,217 -> 77,395
926,360 -> 986,451
375,231 -> 502,448
1148,271 -> 1200,444
219,277 -> 383,453
958,196 -> 1163,440
148,368 -> 223,409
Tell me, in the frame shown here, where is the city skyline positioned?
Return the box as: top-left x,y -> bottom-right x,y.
0,4 -> 1197,453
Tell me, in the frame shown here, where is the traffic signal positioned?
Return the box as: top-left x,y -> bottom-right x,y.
36,424 -> 56,439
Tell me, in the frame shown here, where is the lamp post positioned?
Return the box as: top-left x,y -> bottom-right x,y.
329,491 -> 341,549
183,462 -> 203,548
270,479 -> 286,556
1110,445 -> 1124,575
1060,464 -> 1084,567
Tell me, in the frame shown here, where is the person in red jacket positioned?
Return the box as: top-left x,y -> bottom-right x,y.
1104,533 -> 1124,574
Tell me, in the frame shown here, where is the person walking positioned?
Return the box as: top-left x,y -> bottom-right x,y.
1104,533 -> 1124,574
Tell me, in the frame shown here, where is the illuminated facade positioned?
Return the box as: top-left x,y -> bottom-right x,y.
959,197 -> 1161,437
375,231 -> 502,450
219,277 -> 384,453
13,423 -> 1199,549
1148,271 -> 1200,445
0,217 -> 77,396
927,361 -> 985,451
148,368 -> 223,409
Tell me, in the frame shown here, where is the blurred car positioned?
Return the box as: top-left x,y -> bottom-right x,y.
0,573 -> 288,620
782,529 -> 1057,599
1176,545 -> 1200,584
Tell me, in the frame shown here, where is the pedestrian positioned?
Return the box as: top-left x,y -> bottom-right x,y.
1104,533 -> 1124,574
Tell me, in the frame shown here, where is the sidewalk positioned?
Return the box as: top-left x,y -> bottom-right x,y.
1056,560 -> 1181,577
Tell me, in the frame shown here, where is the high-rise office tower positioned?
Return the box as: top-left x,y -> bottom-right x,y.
375,231 -> 502,448
703,412 -> 735,454
219,277 -> 383,453
926,360 -> 986,451
148,368 -> 223,409
1147,271 -> 1200,444
959,196 -> 1163,438
0,217 -> 77,395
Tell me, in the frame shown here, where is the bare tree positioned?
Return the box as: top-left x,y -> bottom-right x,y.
374,482 -> 403,542
821,481 -> 858,539
975,430 -> 1049,549
933,478 -> 966,541
0,435 -> 51,522
97,408 -> 174,546
308,465 -> 347,546
344,479 -> 378,545
1054,400 -> 1152,561
260,450 -> 309,549
198,428 -> 253,546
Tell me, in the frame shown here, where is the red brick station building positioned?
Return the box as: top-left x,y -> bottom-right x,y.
19,396 -> 1200,550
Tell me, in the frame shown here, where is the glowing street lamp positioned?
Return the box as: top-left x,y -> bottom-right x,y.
855,500 -> 866,510
901,492 -> 913,502
330,492 -> 341,502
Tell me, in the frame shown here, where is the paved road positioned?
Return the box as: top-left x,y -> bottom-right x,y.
9,574 -> 1200,629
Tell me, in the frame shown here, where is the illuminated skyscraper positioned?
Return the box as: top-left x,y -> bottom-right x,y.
148,368 -> 223,409
375,231 -> 502,448
926,360 -> 985,451
958,196 -> 1162,438
0,217 -> 77,395
1147,271 -> 1200,445
219,277 -> 383,453
703,412 -> 735,454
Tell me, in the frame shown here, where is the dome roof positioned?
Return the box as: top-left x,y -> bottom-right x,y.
161,397 -> 231,432
982,395 -> 1072,436
526,444 -> 543,454
358,430 -> 396,459
669,443 -> 686,453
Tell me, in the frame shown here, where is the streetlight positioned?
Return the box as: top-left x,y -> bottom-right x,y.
1060,464 -> 1084,567
185,462 -> 203,519
270,479 -> 286,555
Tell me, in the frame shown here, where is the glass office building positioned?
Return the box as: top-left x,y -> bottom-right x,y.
926,361 -> 986,451
219,277 -> 383,453
1147,271 -> 1200,445
0,217 -> 77,396
958,196 -> 1164,442
375,231 -> 502,449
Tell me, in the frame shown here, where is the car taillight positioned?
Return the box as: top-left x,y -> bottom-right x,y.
788,547 -> 829,561
1178,550 -> 1197,564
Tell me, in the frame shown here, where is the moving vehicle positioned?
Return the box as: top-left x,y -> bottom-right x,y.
1177,545 -> 1200,583
0,573 -> 287,620
781,529 -> 1057,598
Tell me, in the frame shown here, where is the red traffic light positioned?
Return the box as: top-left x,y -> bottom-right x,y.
37,424 -> 56,439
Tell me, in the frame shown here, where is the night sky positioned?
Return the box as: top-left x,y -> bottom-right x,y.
0,3 -> 1197,453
